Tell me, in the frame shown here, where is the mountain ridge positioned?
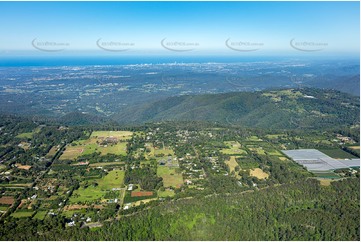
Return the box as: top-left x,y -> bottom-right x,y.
110,87 -> 360,130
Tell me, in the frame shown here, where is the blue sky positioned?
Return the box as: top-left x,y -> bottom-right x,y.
0,1 -> 359,56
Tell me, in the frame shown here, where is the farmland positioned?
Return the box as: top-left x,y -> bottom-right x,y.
33,211 -> 47,220
318,179 -> 333,186
221,141 -> 247,155
248,147 -> 266,155
158,189 -> 175,198
124,190 -> 157,203
247,136 -> 263,141
0,165 -> 6,171
131,191 -> 153,197
318,148 -> 358,159
0,196 -> 14,205
15,132 -> 34,139
10,210 -> 35,218
60,141 -> 127,160
0,114 -> 359,240
18,141 -> 30,150
157,166 -> 183,188
97,170 -> 125,190
60,131 -> 131,160
133,198 -> 157,206
313,172 -> 340,179
69,170 -> 125,204
154,147 -> 174,157
0,206 -> 9,212
15,164 -> 31,170
236,157 -> 259,169
144,143 -> 172,159
69,187 -> 105,204
265,149 -> 283,156
46,146 -> 59,158
283,149 -> 360,174
225,156 -> 239,173
89,162 -> 125,167
59,146 -> 85,160
90,131 -> 133,141
250,168 -> 269,179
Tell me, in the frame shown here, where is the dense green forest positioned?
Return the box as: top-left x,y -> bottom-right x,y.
0,178 -> 359,240
112,88 -> 360,129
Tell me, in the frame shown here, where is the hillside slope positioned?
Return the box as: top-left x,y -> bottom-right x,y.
112,88 -> 360,129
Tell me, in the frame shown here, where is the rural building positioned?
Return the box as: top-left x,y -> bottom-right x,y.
282,149 -> 360,172
67,221 -> 75,227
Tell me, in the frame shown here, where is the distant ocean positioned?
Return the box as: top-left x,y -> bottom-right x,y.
0,56 -> 290,67
0,55 -> 358,68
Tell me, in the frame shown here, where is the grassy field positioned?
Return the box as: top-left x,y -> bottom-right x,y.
60,130 -> 133,160
236,157 -> 259,169
123,191 -> 157,203
318,179 -> 333,186
266,149 -> 283,156
69,186 -> 105,204
145,143 -> 175,159
157,166 -> 183,188
140,160 -> 152,166
247,136 -> 263,141
249,147 -> 266,155
33,210 -> 47,220
89,162 -> 125,167
0,206 -> 9,212
0,183 -> 32,188
16,164 -> 31,170
225,156 -> 239,173
46,146 -> 59,158
60,137 -> 128,160
133,198 -> 157,206
16,132 -> 33,139
221,141 -> 247,155
250,168 -> 269,179
69,170 -> 124,204
98,142 -> 127,156
158,189 -> 175,197
60,146 -> 85,160
97,170 -> 125,190
263,89 -> 303,102
154,147 -> 174,156
319,149 -> 357,159
91,131 -> 133,140
313,172 -> 340,179
0,164 -> 6,171
18,141 -> 30,150
10,210 -> 34,218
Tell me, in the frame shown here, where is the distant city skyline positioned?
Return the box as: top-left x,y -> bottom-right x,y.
0,1 -> 359,57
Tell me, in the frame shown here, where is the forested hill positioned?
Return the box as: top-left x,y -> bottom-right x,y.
112,88 -> 360,130
310,74 -> 360,97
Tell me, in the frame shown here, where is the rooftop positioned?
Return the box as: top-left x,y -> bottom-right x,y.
282,149 -> 360,172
